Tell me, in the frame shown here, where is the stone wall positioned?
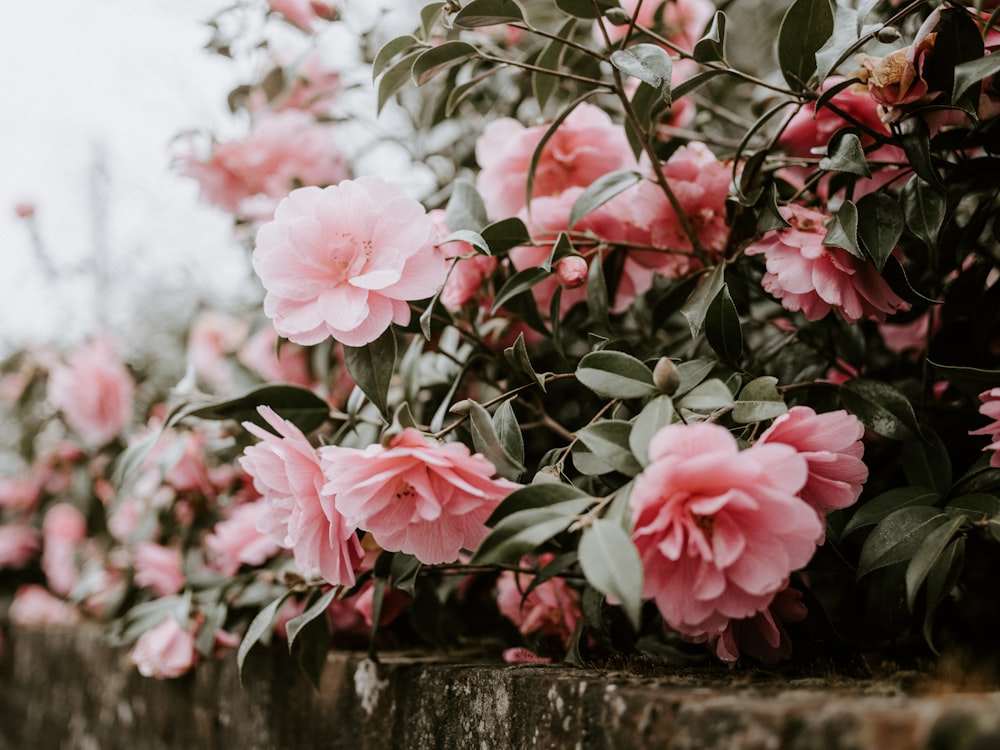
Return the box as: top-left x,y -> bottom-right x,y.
3,624 -> 1000,749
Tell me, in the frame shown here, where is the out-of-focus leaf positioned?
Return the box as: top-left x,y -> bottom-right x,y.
555,0 -> 621,19
578,519 -> 644,630
927,361 -> 1000,399
574,421 -> 643,476
629,396 -> 675,467
587,253 -> 611,335
577,350 -> 658,399
953,52 -> 1000,103
902,427 -> 951,494
453,0 -> 526,27
922,536 -> 964,652
285,587 -> 339,650
446,180 -> 488,233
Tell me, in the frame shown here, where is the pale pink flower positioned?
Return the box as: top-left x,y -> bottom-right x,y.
706,586 -> 808,663
263,50 -> 341,115
745,204 -> 910,323
0,473 -> 43,512
599,0 -> 714,50
758,406 -> 868,522
502,647 -> 553,664
179,110 -> 348,220
0,523 -> 41,569
130,617 -> 198,680
496,554 -> 581,643
203,499 -> 282,576
133,542 -> 185,597
322,429 -> 521,565
267,0 -> 335,32
971,388 -> 1000,468
429,209 -> 498,310
41,503 -> 87,597
186,311 -> 249,391
475,103 -> 637,219
240,406 -> 364,586
630,422 -> 821,637
253,177 -> 448,347
13,201 -> 35,219
237,326 -> 313,386
47,334 -> 135,447
8,584 -> 80,626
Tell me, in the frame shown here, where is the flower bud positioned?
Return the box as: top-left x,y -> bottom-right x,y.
13,202 -> 35,219
604,7 -> 632,25
556,256 -> 588,289
652,357 -> 681,395
532,466 -> 563,484
875,26 -> 901,44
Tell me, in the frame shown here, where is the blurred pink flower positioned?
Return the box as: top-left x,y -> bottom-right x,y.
133,542 -> 185,597
237,327 -> 313,386
253,177 -> 447,347
41,503 -> 87,597
203,499 -> 282,576
599,0 -> 714,50
0,523 -> 40,569
240,406 -> 364,586
745,204 -> 910,323
496,554 -> 581,643
429,209 -> 498,310
0,473 -> 43,512
267,0 -> 335,32
758,406 -> 868,523
475,103 -> 637,219
179,110 -> 348,220
706,586 -> 808,663
8,584 -> 80,626
879,312 -> 934,356
322,429 -> 521,565
13,201 -> 36,219
630,422 -> 821,637
186,311 -> 250,391
47,334 -> 135,447
780,78 -> 888,158
971,388 -> 1000,468
130,617 -> 198,680
259,50 -> 342,115
502,647 -> 552,664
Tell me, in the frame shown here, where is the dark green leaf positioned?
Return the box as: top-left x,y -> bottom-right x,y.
673,358 -> 715,398
453,0 -> 526,27
922,536 -> 964,652
574,421 -> 644,476
610,44 -> 672,101
819,130 -> 871,177
473,499 -> 594,564
732,376 -> 787,423
755,183 -> 792,233
899,117 -> 941,188
411,41 -> 479,85
777,0 -> 834,89
446,180 -> 488,232
577,350 -> 658,399
438,229 -> 490,255
488,483 -> 591,525
900,175 -> 946,250
586,253 -> 610,335
343,328 -> 397,419
823,199 -> 864,259
389,552 -> 422,596
578,519 -> 643,629
533,19 -> 576,111
840,378 -> 920,441
237,592 -> 292,681
905,515 -> 965,611
467,400 -> 527,480
481,217 -> 531,255
902,427 -> 951,494
285,587 -> 339,650
376,50 -> 423,114
857,506 -> 950,579
814,3 -> 861,82
503,332 -> 546,390
568,170 -> 642,228
671,68 -> 729,99
372,35 -> 422,79
541,232 -> 575,272
681,263 -> 726,339
945,493 -> 1000,523
843,486 -> 941,536
953,52 -> 1000,104
493,400 -> 526,469
856,192 -> 904,271
927,361 -> 1000,399
491,267 -> 550,313
676,378 -> 734,413
705,283 -> 743,365
692,11 -> 726,63
629,396 -> 675,467
190,383 -> 330,434
294,609 -> 330,691
446,70 -> 500,115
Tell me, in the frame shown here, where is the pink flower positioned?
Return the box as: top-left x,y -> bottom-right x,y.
971,388 -> 1000,468
13,201 -> 35,219
429,210 -> 498,310
253,177 -> 448,347
8,584 -> 80,626
322,429 -> 521,565
203,499 -> 282,576
130,617 -> 198,680
133,542 -> 185,597
879,312 -> 934,355
0,523 -> 41,569
496,554 -> 581,643
240,406 -> 364,586
555,256 -> 589,289
267,0 -> 335,32
630,422 -> 821,636
250,50 -> 342,115
179,110 -> 348,220
41,503 -> 87,597
599,0 -> 715,50
475,103 -> 637,219
47,334 -> 135,447
706,586 -> 808,663
780,78 -> 888,158
758,406 -> 868,522
502,647 -> 552,664
186,311 -> 249,391
745,204 -> 910,323
0,473 -> 43,512
237,327 -> 313,387
855,12 -> 938,122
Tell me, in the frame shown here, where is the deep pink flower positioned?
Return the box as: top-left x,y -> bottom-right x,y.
240,406 -> 364,586
322,429 -> 521,565
253,177 -> 448,347
745,204 -> 910,323
555,256 -> 589,289
8,584 -> 80,626
496,554 -> 581,643
758,406 -> 868,521
203,499 -> 282,576
706,586 -> 808,663
971,388 -> 1000,468
630,422 -> 821,636
267,0 -> 335,31
42,503 -> 87,597
179,110 -> 348,220
780,78 -> 888,158
47,334 -> 135,447
475,103 -> 637,219
133,542 -> 185,597
130,617 -> 198,680
0,523 -> 41,569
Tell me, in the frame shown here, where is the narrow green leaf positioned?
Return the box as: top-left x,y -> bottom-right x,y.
857,506 -> 950,579
411,41 -> 479,86
190,383 -> 330,435
473,499 -> 594,564
577,350 -> 658,399
574,421 -> 644,476
491,267 -> 550,314
446,180 -> 488,232
541,232 -> 575,273
856,191 -> 904,271
376,50 -> 423,114
953,53 -> 1000,104
579,519 -> 644,630
814,3 -> 861,82
503,332 -> 546,390
905,515 -> 965,611
680,263 -> 726,339
285,588 -> 339,650
945,493 -> 1000,523
732,376 -> 788,423
467,400 -> 526,480
922,536 -> 964,652
493,400 -> 526,469
610,44 -> 672,101
843,486 -> 941,536
372,35 -> 422,80
673,358 -> 715,398
237,592 -> 292,681
568,170 -> 642,228
705,283 -> 743,365
823,199 -> 864,259
533,19 -> 576,110
629,396 -> 675,467
777,0 -> 834,89
927,361 -> 1000,399
453,0 -> 526,27
342,328 -> 398,419
438,229 -> 490,256
902,427 -> 951,494
840,378 -> 920,441
487,483 -> 591,525
586,252 -> 610,334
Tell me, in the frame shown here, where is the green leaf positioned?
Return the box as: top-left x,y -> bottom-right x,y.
902,427 -> 951,494
840,378 -> 920,441
578,519 -> 644,630
473,499 -> 594,564
480,217 -> 531,255
420,3 -> 446,37
692,11 -> 727,63
586,253 -> 610,335
673,358 -> 715,398
680,263 -> 726,339
922,536 -> 964,652
610,44 -> 672,101
818,130 -> 871,177
901,175 -> 946,250
927,361 -> 1000,399
467,400 -> 527,480
541,232 -> 575,272
568,170 -> 642,228
953,52 -> 1000,104
342,328 -> 398,419
823,200 -> 864,259
671,68 -> 729,99
503,332 -> 546,390
905,514 -> 965,611
755,183 -> 792,233
411,41 -> 479,86
945,493 -> 1000,523
857,506 -> 950,579
574,421 -> 644,476
899,117 -> 941,188
372,35 -> 422,80
446,70 -> 500,115
676,378 -> 734,413
705,283 -> 743,365
285,587 -> 339,650
814,2 -> 862,82
491,267 -> 550,314
777,0 -> 834,89
294,609 -> 330,691
629,396 -> 675,467
492,400 -> 526,469
533,19 -> 576,111
438,229 -> 490,256
189,383 -> 330,435
453,0 -> 526,27
446,180 -> 488,232
376,50 -> 423,114
389,552 -> 422,596
488,482 -> 591,525
856,191 -> 904,271
843,486 -> 941,537
555,0 -> 621,19
577,350 -> 658,399
237,591 -> 292,682
732,376 -> 787,424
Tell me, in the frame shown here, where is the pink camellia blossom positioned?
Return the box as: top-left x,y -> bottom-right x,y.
429,209 -> 498,310
758,406 -> 868,522
8,584 -> 80,626
706,586 -> 809,664
240,406 -> 364,586
555,256 -> 589,289
186,311 -> 250,391
879,312 -> 934,356
41,503 -> 87,597
630,421 -> 821,637
475,103 -> 637,219
179,110 -> 348,220
133,542 -> 185,597
599,0 -> 714,50
745,204 -> 910,323
971,388 -> 1000,468
855,11 -> 938,122
130,617 -> 198,680
496,554 -> 581,644
267,0 -> 336,32
253,177 -> 448,347
204,499 -> 282,576
0,473 -> 43,512
237,326 -> 313,387
322,429 -> 521,565
250,50 -> 342,115
780,78 -> 889,158
0,523 -> 41,569
47,334 -> 135,447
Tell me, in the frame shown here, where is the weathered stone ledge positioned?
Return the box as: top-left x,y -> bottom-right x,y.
3,624 -> 1000,749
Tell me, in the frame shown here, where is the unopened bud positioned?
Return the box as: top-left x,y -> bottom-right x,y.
556,256 -> 588,289
13,202 -> 35,219
652,357 -> 681,395
604,7 -> 632,25
875,26 -> 901,44
449,399 -> 473,415
532,466 -> 563,484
